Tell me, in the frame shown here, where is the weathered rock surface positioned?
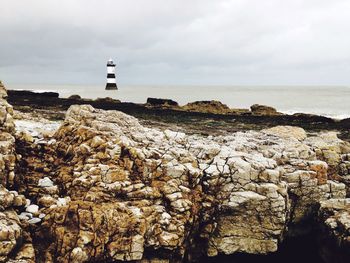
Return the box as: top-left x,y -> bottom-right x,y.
0,81 -> 35,263
7,89 -> 350,144
2,81 -> 350,262
318,198 -> 350,262
182,100 -> 232,114
11,103 -> 349,262
250,104 -> 282,116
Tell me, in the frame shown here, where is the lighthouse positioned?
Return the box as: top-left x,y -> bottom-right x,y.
106,58 -> 117,90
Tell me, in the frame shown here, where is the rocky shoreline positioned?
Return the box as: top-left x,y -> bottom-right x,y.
1,82 -> 350,262
7,89 -> 350,141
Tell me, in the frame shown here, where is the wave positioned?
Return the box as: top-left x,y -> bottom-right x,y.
281,110 -> 350,120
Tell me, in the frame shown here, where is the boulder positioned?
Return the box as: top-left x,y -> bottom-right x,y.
262,125 -> 307,141
182,100 -> 231,114
250,104 -> 281,116
68,94 -> 82,100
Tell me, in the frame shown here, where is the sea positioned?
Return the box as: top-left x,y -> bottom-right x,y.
7,84 -> 350,119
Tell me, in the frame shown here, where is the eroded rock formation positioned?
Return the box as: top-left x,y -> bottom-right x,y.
1,81 -> 350,262
0,81 -> 35,262
13,104 -> 350,262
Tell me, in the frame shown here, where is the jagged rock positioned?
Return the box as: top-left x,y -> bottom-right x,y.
16,104 -> 347,262
0,211 -> 22,262
1,80 -> 350,262
318,198 -> 350,263
38,177 -> 54,188
0,82 -> 34,263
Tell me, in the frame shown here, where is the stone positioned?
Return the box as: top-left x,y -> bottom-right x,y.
68,94 -> 82,100
3,99 -> 350,262
182,100 -> 231,114
146,98 -> 179,107
25,204 -> 39,214
250,104 -> 281,116
262,125 -> 307,141
27,217 -> 41,224
0,211 -> 22,262
318,198 -> 350,262
38,177 -> 54,187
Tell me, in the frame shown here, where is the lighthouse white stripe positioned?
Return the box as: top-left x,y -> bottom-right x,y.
107,67 -> 115,74
107,78 -> 117,83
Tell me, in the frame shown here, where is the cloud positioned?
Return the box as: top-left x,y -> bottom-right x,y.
0,0 -> 350,85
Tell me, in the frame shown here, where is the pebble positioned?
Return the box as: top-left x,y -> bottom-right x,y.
39,213 -> 46,219
38,177 -> 54,187
25,199 -> 31,207
57,197 -> 69,207
26,204 -> 39,214
28,217 -> 41,224
18,212 -> 33,220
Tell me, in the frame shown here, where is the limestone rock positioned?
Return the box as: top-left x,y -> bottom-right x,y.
262,125 -> 307,141
5,100 -> 350,262
318,198 -> 350,262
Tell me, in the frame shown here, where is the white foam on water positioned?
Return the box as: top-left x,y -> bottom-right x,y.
280,110 -> 350,120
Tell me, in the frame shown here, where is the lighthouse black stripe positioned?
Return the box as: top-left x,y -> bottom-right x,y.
107,73 -> 115,78
106,83 -> 117,88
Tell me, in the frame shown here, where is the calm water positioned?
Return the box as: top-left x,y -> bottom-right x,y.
7,84 -> 350,119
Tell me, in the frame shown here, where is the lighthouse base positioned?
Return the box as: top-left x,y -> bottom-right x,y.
105,83 -> 118,90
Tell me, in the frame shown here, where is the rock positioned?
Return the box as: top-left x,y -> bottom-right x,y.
318,198 -> 350,262
250,104 -> 281,116
7,89 -> 59,98
38,177 -> 54,187
182,100 -> 231,114
68,94 -> 82,100
94,97 -> 121,103
262,125 -> 307,141
39,213 -> 46,219
25,204 -> 39,214
0,82 -> 32,262
0,211 -> 22,262
22,104 -> 349,262
2,93 -> 350,263
90,136 -> 105,148
18,212 -> 33,220
27,217 -> 41,224
38,195 -> 57,207
146,98 -> 179,107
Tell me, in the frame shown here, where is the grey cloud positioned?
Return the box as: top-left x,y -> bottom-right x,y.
0,0 -> 350,85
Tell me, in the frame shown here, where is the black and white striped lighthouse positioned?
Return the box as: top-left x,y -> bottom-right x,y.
105,58 -> 117,90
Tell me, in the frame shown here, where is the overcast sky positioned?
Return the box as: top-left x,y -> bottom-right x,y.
1,0 -> 350,85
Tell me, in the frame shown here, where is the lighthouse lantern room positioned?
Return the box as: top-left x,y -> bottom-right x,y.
106,58 -> 117,90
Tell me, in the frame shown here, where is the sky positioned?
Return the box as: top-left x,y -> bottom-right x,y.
1,0 -> 350,86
